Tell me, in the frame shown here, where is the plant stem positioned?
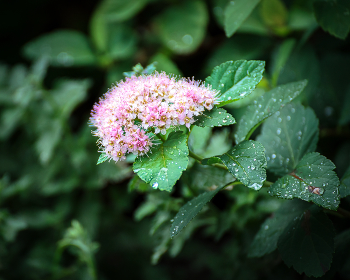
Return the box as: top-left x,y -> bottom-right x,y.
188,150 -> 203,162
263,181 -> 273,187
188,150 -> 228,170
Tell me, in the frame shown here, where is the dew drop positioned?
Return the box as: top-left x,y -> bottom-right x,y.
152,182 -> 159,189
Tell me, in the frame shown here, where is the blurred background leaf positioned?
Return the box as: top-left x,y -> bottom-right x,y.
0,0 -> 350,279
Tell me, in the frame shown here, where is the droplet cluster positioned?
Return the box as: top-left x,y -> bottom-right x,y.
90,72 -> 218,162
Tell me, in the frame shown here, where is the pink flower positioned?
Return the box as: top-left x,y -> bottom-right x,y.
90,71 -> 218,162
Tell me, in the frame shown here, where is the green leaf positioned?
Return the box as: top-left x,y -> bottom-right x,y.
57,220 -> 99,278
133,131 -> 189,192
270,39 -> 296,87
257,103 -> 319,176
224,0 -> 261,37
90,0 -> 148,52
123,62 -> 157,78
98,0 -> 147,22
313,0 -> 350,40
35,119 -> 63,165
277,46 -> 320,102
203,140 -> 267,190
97,153 -> 109,165
206,60 -> 265,107
51,79 -> 91,118
260,0 -> 288,28
249,199 -> 311,257
154,1 -> 208,54
269,152 -> 340,210
234,80 -> 308,144
202,129 -> 232,158
170,186 -> 223,238
182,164 -> 235,191
194,107 -> 236,127
188,126 -> 212,156
149,53 -> 182,76
237,6 -> 270,35
340,165 -> 350,198
288,7 -> 318,31
107,23 -> 137,59
23,30 -> 96,66
278,205 -> 335,277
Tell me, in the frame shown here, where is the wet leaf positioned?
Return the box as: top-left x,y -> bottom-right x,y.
235,80 -> 308,144
257,103 -> 319,176
133,131 -> 189,192
269,152 -> 340,210
278,205 -> 335,277
194,107 -> 236,127
206,60 -> 265,107
170,186 -> 223,238
224,0 -> 261,37
270,39 -> 296,86
202,140 -> 267,190
249,199 -> 311,257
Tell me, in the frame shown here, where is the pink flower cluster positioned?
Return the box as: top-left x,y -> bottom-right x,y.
90,72 -> 217,162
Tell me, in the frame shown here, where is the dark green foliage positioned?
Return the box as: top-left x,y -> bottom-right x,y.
170,186 -> 224,238
1,0 -> 350,279
278,205 -> 335,277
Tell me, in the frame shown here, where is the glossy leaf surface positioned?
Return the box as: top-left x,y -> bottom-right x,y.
170,186 -> 223,237
194,107 -> 236,127
257,103 -> 319,176
133,132 -> 189,192
206,60 -> 265,107
235,80 -> 307,144
269,152 -> 340,210
203,140 -> 266,190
